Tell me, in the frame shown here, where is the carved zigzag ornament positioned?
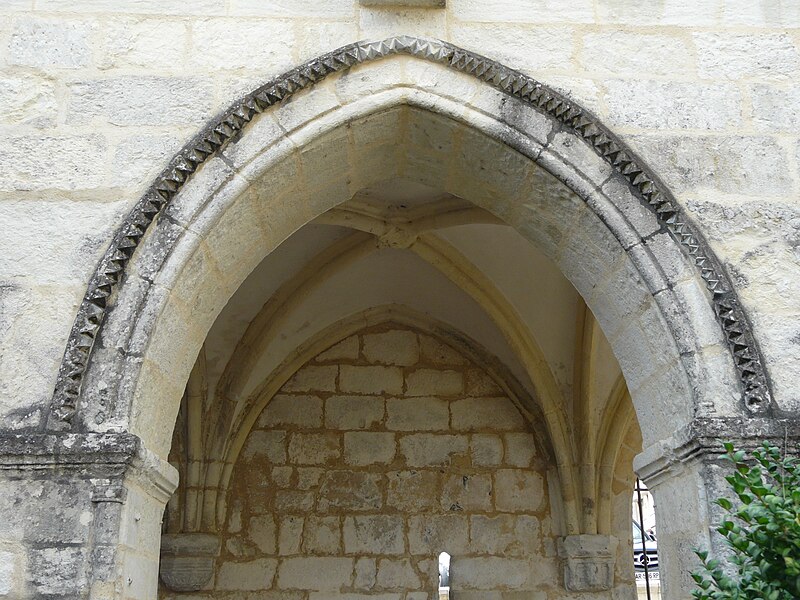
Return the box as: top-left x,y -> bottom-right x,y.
50,36 -> 772,427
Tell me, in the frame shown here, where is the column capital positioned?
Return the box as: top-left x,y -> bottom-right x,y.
0,431 -> 178,502
634,416 -> 800,487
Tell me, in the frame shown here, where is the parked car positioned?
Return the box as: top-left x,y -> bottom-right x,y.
633,520 -> 659,573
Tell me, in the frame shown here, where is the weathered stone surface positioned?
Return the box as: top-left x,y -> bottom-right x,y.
1,135 -> 108,191
386,397 -> 449,431
471,434 -> 504,466
259,395 -> 323,428
441,473 -> 492,511
344,515 -> 405,555
340,365 -> 404,395
630,134 -> 793,195
317,336 -> 360,362
362,330 -> 419,366
470,514 -> 540,556
558,534 -> 618,592
504,433 -> 536,467
0,73 -> 57,127
451,23 -> 575,72
279,516 -> 304,555
494,470 -> 545,512
344,431 -> 396,465
242,430 -> 287,462
302,515 -> 341,554
284,366 -> 338,393
694,32 -> 800,80
354,557 -> 377,590
408,514 -> 469,555
326,395 -> 385,430
3,19 -> 796,600
67,76 -> 213,126
451,398 -> 525,431
418,335 -> 468,366
398,434 -> 469,467
405,369 -> 463,396
376,558 -> 421,589
386,470 -> 440,512
277,557 -> 353,591
605,81 -> 741,130
451,557 -> 530,590
96,18 -> 187,70
318,471 -> 383,512
288,433 -> 341,465
452,0 -> 593,23
9,16 -> 93,68
249,515 -> 277,554
580,31 -> 693,76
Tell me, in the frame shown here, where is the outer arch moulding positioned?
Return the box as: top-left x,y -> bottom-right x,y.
48,36 -> 773,429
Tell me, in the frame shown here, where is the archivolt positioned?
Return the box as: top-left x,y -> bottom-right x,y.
50,35 -> 772,429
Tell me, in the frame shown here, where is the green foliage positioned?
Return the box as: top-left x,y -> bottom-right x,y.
691,442 -> 800,600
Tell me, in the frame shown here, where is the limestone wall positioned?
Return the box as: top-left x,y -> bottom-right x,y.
0,0 -> 798,430
165,325 -> 573,598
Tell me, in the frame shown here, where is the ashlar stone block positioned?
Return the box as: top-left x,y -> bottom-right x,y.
316,335 -> 360,362
504,433 -> 537,467
399,434 -> 469,467
318,471 -> 383,512
470,515 -> 540,557
344,432 -> 396,466
354,557 -> 377,590
326,396 -> 385,430
408,514 -> 469,555
344,515 -> 405,555
302,515 -> 342,555
362,330 -> 419,366
9,17 -> 93,68
419,334 -> 468,366
405,369 -> 463,396
242,430 -> 287,463
386,397 -> 449,431
279,516 -> 304,555
339,365 -> 404,395
217,558 -> 277,591
283,365 -> 338,393
451,557 -> 530,590
376,558 -> 421,589
277,557 -> 354,591
288,433 -> 341,465
494,470 -> 545,512
471,434 -> 504,466
249,515 -> 277,554
441,473 -> 493,512
258,395 -> 323,428
386,470 -> 440,512
451,398 -> 525,431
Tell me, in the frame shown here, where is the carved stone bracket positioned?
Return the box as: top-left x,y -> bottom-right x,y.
558,534 -> 618,592
360,0 -> 445,6
160,533 -> 221,592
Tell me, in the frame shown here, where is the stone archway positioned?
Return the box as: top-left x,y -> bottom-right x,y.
38,37 -> 775,599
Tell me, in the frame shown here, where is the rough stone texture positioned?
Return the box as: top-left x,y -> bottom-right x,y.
215,325 -> 553,597
1,4 -> 799,600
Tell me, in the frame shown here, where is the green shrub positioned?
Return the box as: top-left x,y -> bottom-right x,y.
691,442 -> 800,600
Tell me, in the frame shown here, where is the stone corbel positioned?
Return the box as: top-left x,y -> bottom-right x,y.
360,0 -> 445,6
558,534 -> 618,592
159,533 -> 220,592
